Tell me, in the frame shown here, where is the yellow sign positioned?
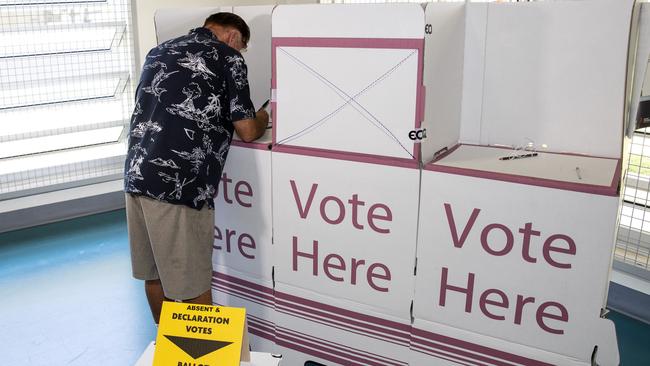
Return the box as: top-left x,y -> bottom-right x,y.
153,301 -> 248,366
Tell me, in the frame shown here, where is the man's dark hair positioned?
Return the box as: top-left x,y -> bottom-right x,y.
204,12 -> 250,47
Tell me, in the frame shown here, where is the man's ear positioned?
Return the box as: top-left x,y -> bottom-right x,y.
225,29 -> 237,48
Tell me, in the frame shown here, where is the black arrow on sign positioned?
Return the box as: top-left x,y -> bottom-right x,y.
164,335 -> 233,359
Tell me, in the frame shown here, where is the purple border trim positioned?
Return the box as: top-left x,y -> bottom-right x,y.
411,345 -> 487,366
248,313 -> 274,327
276,306 -> 407,347
247,318 -> 276,341
231,140 -> 271,151
411,327 -> 554,366
212,284 -> 271,308
271,37 -> 425,162
411,338 -> 509,366
275,290 -> 411,333
426,144 -> 621,197
277,327 -> 406,366
273,144 -> 419,170
212,271 -> 274,295
249,326 -> 275,342
275,299 -> 408,345
276,326 -> 408,366
212,280 -> 274,307
272,37 -> 423,49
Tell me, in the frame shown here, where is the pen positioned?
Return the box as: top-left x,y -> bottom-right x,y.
499,152 -> 538,161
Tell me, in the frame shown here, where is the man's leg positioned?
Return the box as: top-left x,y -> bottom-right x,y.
185,289 -> 213,305
145,279 -> 166,324
140,198 -> 215,310
126,194 -> 164,324
145,281 -> 210,324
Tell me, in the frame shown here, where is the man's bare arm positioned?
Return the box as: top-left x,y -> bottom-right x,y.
233,109 -> 269,142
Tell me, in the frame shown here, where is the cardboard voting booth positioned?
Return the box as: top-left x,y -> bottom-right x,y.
415,146 -> 621,366
271,4 -> 422,364
155,5 -> 276,353
414,1 -> 633,365
150,2 -> 636,365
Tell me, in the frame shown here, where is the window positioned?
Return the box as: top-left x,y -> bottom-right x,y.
618,110 -> 650,273
0,0 -> 135,199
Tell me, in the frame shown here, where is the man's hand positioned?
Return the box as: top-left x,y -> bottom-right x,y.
233,108 -> 269,142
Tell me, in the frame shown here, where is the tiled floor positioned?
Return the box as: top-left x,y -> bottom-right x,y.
0,209 -> 648,365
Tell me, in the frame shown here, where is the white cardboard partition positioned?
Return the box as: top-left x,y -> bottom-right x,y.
211,137 -> 274,353
420,2 -> 466,164
273,283 -> 411,366
271,151 -> 419,320
461,0 -> 633,157
272,4 -> 424,161
272,3 -> 423,39
628,3 -> 650,136
154,5 -> 273,110
234,5 -> 274,110
458,3 -> 488,153
414,145 -> 622,365
154,7 -> 228,45
213,139 -> 273,280
422,1 -> 633,161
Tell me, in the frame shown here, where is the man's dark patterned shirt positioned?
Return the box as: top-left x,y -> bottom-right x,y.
124,27 -> 255,210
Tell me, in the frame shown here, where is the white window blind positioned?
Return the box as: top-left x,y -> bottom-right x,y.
0,0 -> 134,199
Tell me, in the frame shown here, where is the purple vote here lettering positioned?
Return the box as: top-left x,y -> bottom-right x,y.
437,203 -> 576,335
290,180 -> 393,234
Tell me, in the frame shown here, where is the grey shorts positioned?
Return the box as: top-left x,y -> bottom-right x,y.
125,194 -> 215,300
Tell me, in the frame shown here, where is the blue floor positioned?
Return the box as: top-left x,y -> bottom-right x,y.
0,210 -> 156,365
0,209 -> 649,365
